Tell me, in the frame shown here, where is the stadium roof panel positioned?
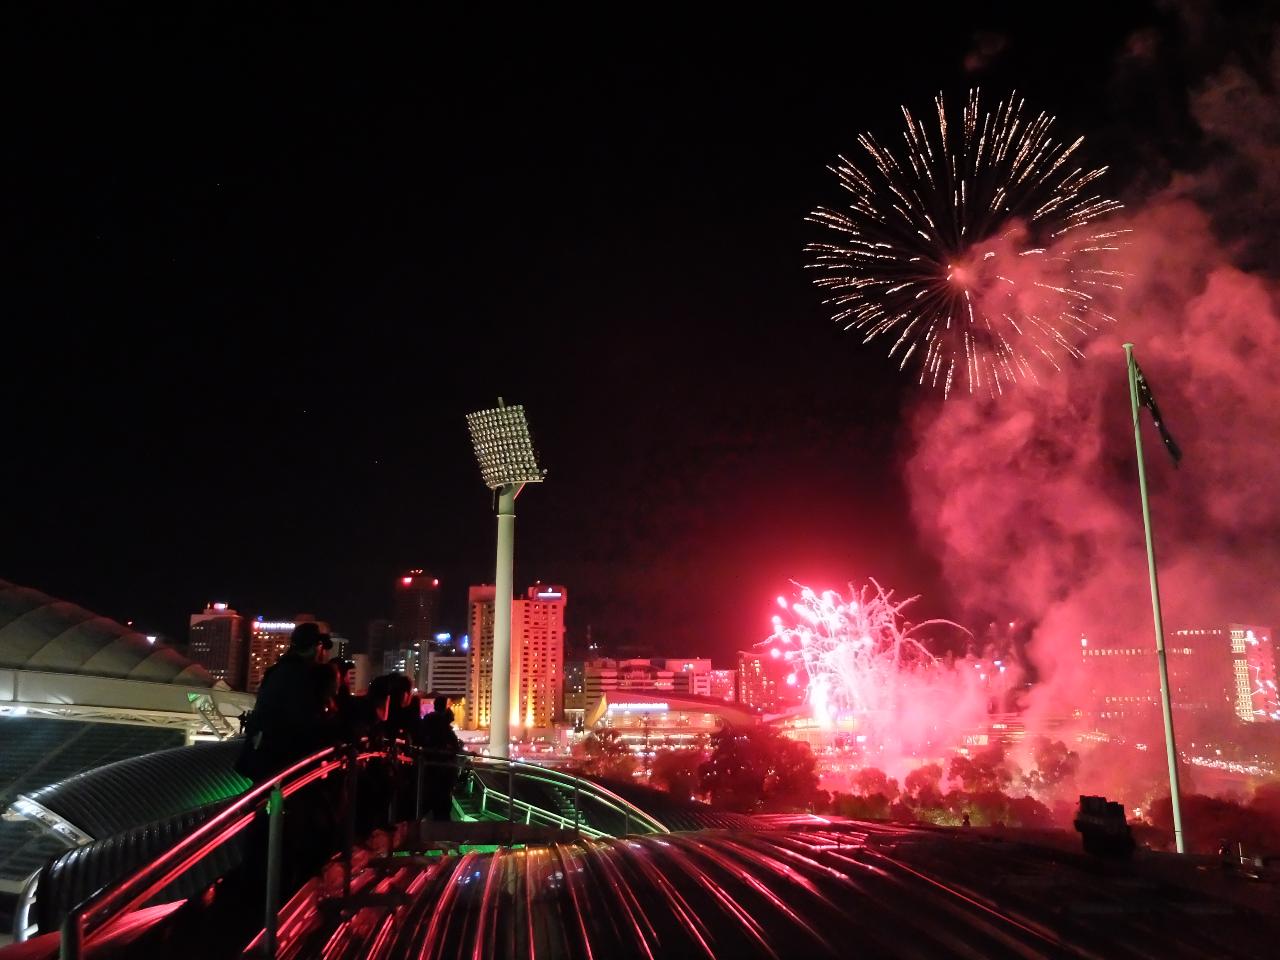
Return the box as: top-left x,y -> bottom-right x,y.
0,580 -> 213,687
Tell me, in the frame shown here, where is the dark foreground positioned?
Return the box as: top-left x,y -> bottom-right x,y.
18,818 -> 1280,959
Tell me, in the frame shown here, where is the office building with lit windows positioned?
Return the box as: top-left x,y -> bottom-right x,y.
736,649 -> 804,713
1079,623 -> 1276,727
187,602 -> 245,688
467,583 -> 565,732
582,658 -> 716,713
246,614 -> 328,693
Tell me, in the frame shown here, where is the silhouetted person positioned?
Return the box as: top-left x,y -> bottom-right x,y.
384,673 -> 420,744
236,622 -> 335,781
420,696 -> 462,821
962,812 -> 971,828
332,658 -> 372,740
167,625 -> 335,958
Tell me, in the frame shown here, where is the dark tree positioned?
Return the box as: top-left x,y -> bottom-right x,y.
699,726 -> 822,813
1023,737 -> 1080,795
947,745 -> 1014,794
577,728 -> 637,781
851,767 -> 900,800
650,749 -> 702,800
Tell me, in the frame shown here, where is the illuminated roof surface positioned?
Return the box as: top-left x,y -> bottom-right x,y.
0,580 -> 212,686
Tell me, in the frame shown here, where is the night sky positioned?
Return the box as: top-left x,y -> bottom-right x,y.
4,5 -> 1254,661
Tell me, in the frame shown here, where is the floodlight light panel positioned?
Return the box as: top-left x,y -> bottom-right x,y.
466,403 -> 546,488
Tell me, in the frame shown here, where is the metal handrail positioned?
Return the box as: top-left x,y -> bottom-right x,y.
465,752 -> 669,836
471,780 -> 608,838
56,742 -> 666,959
59,744 -> 343,960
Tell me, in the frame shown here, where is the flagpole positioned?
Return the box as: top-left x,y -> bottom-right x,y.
1123,342 -> 1185,854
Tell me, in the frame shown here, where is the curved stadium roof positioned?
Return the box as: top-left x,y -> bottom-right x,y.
0,579 -> 213,686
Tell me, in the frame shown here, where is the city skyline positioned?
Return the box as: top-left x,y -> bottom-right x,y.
2,7 -> 1280,954
4,6 -> 1277,800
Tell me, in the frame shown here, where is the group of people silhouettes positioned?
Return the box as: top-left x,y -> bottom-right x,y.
236,621 -> 464,821
161,624 -> 465,957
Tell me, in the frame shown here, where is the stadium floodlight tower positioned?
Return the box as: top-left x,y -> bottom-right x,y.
465,399 -> 546,759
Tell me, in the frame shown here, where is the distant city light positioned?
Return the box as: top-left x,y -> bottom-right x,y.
145,635 -> 157,644
607,702 -> 669,713
460,634 -> 471,651
213,602 -> 228,611
435,632 -> 451,641
402,577 -> 413,585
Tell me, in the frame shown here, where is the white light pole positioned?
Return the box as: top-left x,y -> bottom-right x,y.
466,399 -> 545,759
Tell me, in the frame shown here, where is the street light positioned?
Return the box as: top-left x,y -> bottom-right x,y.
466,398 -> 546,759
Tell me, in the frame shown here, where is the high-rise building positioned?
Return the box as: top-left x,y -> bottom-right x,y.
564,660 -> 586,711
350,653 -> 373,695
1081,623 -> 1276,727
395,570 -> 440,651
517,584 -> 566,729
709,668 -> 736,702
736,649 -> 803,713
424,649 -> 470,725
467,583 -> 566,732
425,649 -> 469,697
365,618 -> 394,674
188,602 -> 245,688
467,585 -> 498,730
246,614 -> 329,693
1228,624 -> 1277,722
382,646 -> 422,682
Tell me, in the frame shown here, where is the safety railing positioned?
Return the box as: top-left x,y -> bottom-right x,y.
467,754 -> 668,838
56,742 -> 665,960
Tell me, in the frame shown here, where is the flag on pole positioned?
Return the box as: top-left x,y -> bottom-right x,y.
1133,360 -> 1182,465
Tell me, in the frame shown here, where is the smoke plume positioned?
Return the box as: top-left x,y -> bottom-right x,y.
905,32 -> 1280,769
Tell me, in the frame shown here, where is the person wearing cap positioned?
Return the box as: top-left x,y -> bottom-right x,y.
236,621 -> 336,781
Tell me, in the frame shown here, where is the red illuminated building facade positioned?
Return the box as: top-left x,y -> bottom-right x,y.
1079,622 -> 1277,728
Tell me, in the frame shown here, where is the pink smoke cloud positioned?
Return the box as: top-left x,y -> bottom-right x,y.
904,45 -> 1280,780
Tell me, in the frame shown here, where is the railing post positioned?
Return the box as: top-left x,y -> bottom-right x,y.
414,750 -> 425,823
343,749 -> 358,901
507,760 -> 516,847
573,775 -> 580,836
507,761 -> 515,823
386,742 -> 399,826
264,786 -> 284,959
59,911 -> 83,960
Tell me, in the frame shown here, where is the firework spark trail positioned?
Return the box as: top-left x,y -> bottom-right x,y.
765,582 -> 1000,766
806,89 -> 1127,397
